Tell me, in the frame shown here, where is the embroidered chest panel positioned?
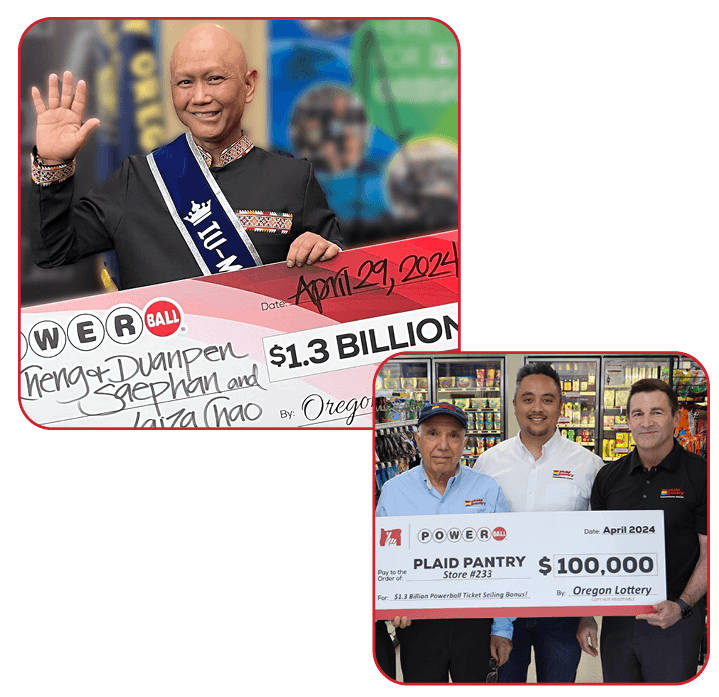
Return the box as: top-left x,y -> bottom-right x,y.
236,210 -> 293,234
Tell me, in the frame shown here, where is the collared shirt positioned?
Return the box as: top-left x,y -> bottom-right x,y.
376,462 -> 510,517
591,440 -> 707,598
29,135 -> 342,289
473,429 -> 604,512
195,133 -> 254,167
376,463 -> 513,639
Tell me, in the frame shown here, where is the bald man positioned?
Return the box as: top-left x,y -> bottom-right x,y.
29,22 -> 342,290
170,24 -> 256,166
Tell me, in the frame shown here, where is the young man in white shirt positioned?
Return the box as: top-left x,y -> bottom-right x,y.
473,362 -> 604,682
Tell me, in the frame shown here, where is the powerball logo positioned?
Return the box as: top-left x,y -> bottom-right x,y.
380,529 -> 402,546
21,297 -> 185,361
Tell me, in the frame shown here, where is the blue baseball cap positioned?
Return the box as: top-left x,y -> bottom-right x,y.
417,402 -> 468,430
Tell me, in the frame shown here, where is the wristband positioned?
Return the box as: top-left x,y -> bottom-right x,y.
31,148 -> 75,185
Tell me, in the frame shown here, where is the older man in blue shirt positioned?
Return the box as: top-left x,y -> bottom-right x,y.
376,402 -> 513,683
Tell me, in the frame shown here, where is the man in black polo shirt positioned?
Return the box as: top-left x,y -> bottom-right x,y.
587,378 -> 707,682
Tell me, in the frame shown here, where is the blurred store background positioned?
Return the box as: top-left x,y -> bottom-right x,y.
20,18 -> 458,306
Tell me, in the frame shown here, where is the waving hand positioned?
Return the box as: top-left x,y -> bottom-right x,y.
32,71 -> 100,164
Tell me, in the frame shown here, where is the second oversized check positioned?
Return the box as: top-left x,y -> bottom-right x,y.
375,510 -> 666,619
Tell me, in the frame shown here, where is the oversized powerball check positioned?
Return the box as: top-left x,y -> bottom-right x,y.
20,231 -> 457,428
375,510 -> 666,619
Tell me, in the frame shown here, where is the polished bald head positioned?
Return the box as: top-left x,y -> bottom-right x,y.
170,23 -> 257,155
170,23 -> 247,76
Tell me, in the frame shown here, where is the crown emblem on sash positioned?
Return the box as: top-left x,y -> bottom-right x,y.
184,200 -> 212,226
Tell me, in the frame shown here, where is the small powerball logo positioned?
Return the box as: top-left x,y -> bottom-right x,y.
143,298 -> 184,337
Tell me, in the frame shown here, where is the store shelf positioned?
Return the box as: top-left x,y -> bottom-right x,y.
376,420 -> 417,429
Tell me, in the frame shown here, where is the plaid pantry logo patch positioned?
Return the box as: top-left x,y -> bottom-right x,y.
660,488 -> 684,498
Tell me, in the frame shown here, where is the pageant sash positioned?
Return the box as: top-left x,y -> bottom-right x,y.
147,133 -> 263,274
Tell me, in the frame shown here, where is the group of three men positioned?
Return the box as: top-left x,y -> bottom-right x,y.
376,363 -> 707,684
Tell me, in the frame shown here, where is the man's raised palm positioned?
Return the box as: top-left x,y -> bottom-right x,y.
32,71 -> 99,164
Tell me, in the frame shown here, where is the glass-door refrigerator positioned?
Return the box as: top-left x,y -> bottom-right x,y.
599,355 -> 674,462
524,356 -> 601,455
375,356 -> 432,425
374,356 -> 431,498
433,355 -> 507,467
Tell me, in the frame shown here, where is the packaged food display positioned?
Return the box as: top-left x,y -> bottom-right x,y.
599,356 -> 674,461
375,358 -> 431,425
435,357 -> 505,444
